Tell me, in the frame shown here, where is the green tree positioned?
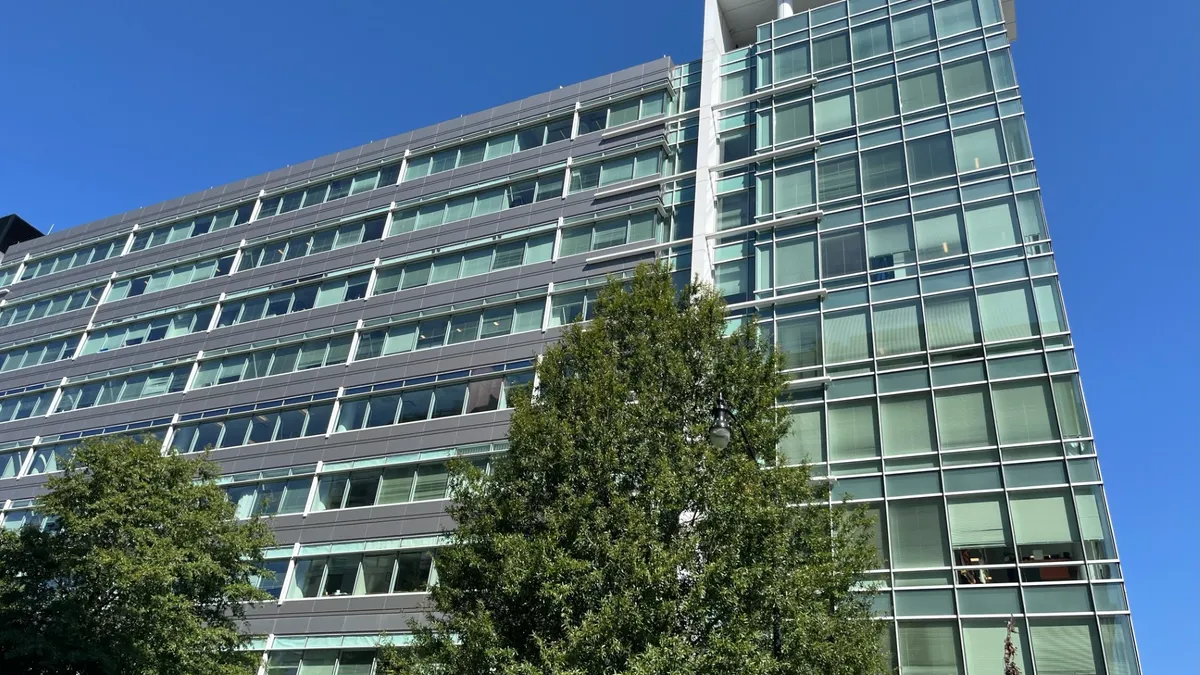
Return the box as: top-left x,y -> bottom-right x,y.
0,436 -> 276,675
382,263 -> 887,675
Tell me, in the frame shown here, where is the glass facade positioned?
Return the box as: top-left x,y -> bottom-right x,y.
0,2 -> 1135,673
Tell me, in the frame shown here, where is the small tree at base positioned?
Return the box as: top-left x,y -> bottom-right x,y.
0,436 -> 276,675
381,263 -> 888,675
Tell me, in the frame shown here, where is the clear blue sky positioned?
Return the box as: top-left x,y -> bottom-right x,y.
1,1 -> 1195,671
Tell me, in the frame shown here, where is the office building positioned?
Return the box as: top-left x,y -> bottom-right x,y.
0,0 -> 1139,672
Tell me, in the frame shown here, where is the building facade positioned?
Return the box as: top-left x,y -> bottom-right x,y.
0,0 -> 1139,673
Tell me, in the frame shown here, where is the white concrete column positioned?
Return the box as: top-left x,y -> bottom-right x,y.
690,0 -> 735,287
778,0 -> 794,19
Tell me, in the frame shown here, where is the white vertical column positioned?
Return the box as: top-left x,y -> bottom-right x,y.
778,0 -> 794,19
690,0 -> 736,287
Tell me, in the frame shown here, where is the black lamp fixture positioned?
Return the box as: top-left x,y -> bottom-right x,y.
708,394 -> 757,463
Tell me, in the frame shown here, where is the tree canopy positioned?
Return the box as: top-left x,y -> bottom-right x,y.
383,263 -> 888,675
0,436 -> 275,675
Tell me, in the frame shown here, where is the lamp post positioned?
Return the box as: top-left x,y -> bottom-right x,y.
707,394 -> 781,659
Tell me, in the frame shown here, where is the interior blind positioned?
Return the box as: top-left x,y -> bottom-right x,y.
1010,493 -> 1077,545
1029,619 -> 1104,675
977,283 -> 1037,342
924,293 -> 977,349
880,394 -> 936,455
992,380 -> 1059,445
1053,376 -> 1090,439
824,310 -> 870,363
889,500 -> 949,568
898,621 -> 963,675
963,622 -> 1030,675
947,497 -> 1009,547
828,401 -> 879,461
873,301 -> 923,356
779,406 -> 824,465
934,387 -> 995,450
1073,488 -> 1107,543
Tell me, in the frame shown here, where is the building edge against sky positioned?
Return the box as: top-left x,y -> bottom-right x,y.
0,0 -> 1140,673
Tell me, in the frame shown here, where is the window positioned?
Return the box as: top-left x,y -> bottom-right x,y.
890,500 -> 950,569
935,386 -> 996,450
334,376 -> 518,433
963,620 -> 1032,675
828,400 -> 879,461
108,253 -> 235,303
825,309 -> 871,363
240,216 -> 386,271
898,622 -> 963,673
721,70 -> 752,102
775,236 -> 818,288
570,149 -> 660,191
923,292 -> 979,349
194,334 -> 353,389
906,133 -> 955,182
935,0 -> 981,36
948,495 -> 1013,567
80,305 -> 215,355
257,165 -> 400,221
0,283 -> 105,328
812,32 -> 850,71
992,380 -> 1058,444
311,460 -> 482,510
559,212 -> 658,257
990,50 -> 1017,89
774,165 -> 815,213
818,156 -> 860,201
913,208 -> 965,260
814,92 -> 854,134
20,236 -> 124,282
899,70 -> 945,112
1002,116 -> 1033,162
216,273 -> 369,328
390,174 -> 563,236
56,364 -> 191,412
171,402 -> 333,453
287,550 -> 436,599
775,101 -> 813,144
1052,375 -> 1089,438
1029,619 -> 1105,675
880,394 -> 936,455
943,56 -> 993,101
578,91 -> 668,133
866,218 -> 915,271
1010,491 -> 1081,561
779,406 -> 823,464
1099,617 -> 1139,675
130,202 -> 253,252
0,334 -> 80,374
893,7 -> 934,49
0,388 -> 56,425
773,42 -> 810,82
821,229 -> 866,277
226,478 -> 311,519
873,301 -> 923,356
977,283 -> 1038,342
403,116 -> 572,180
777,315 -> 820,369
549,290 -> 599,327
856,81 -> 898,123
954,122 -> 1007,172
861,144 -> 906,193
851,21 -> 891,61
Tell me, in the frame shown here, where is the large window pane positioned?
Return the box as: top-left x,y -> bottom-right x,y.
818,156 -> 860,201
851,21 -> 891,61
899,70 -> 945,112
828,400 -> 879,461
874,301 -> 923,356
1010,491 -> 1080,560
943,56 -> 993,101
1098,616 -> 1140,675
977,283 -> 1038,342
898,621 -> 963,675
1032,279 -> 1066,334
992,380 -> 1058,444
777,316 -> 821,369
889,500 -> 950,568
1052,375 -> 1090,439
893,7 -> 934,49
775,101 -> 812,143
861,145 -> 906,193
815,92 -> 854,134
924,292 -> 980,348
825,309 -> 871,363
964,198 -> 1020,251
935,386 -> 996,450
820,229 -> 866,277
907,133 -> 955,182
914,209 -> 966,259
1075,486 -> 1117,560
954,123 -> 1007,172
774,42 -> 810,82
775,165 -> 815,212
856,81 -> 899,123
866,217 -> 915,270
963,620 -> 1032,675
813,32 -> 850,71
881,394 -> 936,455
948,495 -> 1013,566
779,406 -> 824,465
1029,618 -> 1105,675
776,237 -> 818,288
935,0 -> 981,35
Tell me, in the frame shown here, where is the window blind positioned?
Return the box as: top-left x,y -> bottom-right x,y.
924,293 -> 979,349
779,406 -> 824,465
880,394 -> 936,455
1010,493 -> 1078,545
873,301 -> 923,356
977,284 -> 1038,342
963,621 -> 1031,675
991,380 -> 1059,444
825,309 -> 871,363
1029,619 -> 1104,675
934,386 -> 996,450
947,497 -> 1009,547
889,500 -> 950,568
828,400 -> 879,461
898,621 -> 963,675
775,237 -> 817,288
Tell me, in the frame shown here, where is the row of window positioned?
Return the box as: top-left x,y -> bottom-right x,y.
107,252 -> 236,302
0,85 -> 679,290
0,283 -> 104,328
239,216 -> 386,272
403,116 -> 573,181
388,172 -> 564,236
260,649 -> 377,675
568,148 -> 664,192
371,231 -> 554,295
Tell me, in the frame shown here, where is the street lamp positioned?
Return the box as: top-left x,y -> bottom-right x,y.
707,393 -> 782,659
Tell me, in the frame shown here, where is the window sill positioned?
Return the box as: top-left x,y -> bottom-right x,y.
706,208 -> 823,240
600,110 -> 697,139
726,287 -> 827,311
712,76 -> 818,113
709,139 -> 821,174
592,170 -> 696,199
584,237 -> 692,265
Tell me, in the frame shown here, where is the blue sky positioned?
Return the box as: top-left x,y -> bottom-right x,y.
0,1 -> 1195,671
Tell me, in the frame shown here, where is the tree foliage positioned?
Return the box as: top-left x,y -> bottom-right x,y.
0,436 -> 276,675
382,263 -> 888,675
